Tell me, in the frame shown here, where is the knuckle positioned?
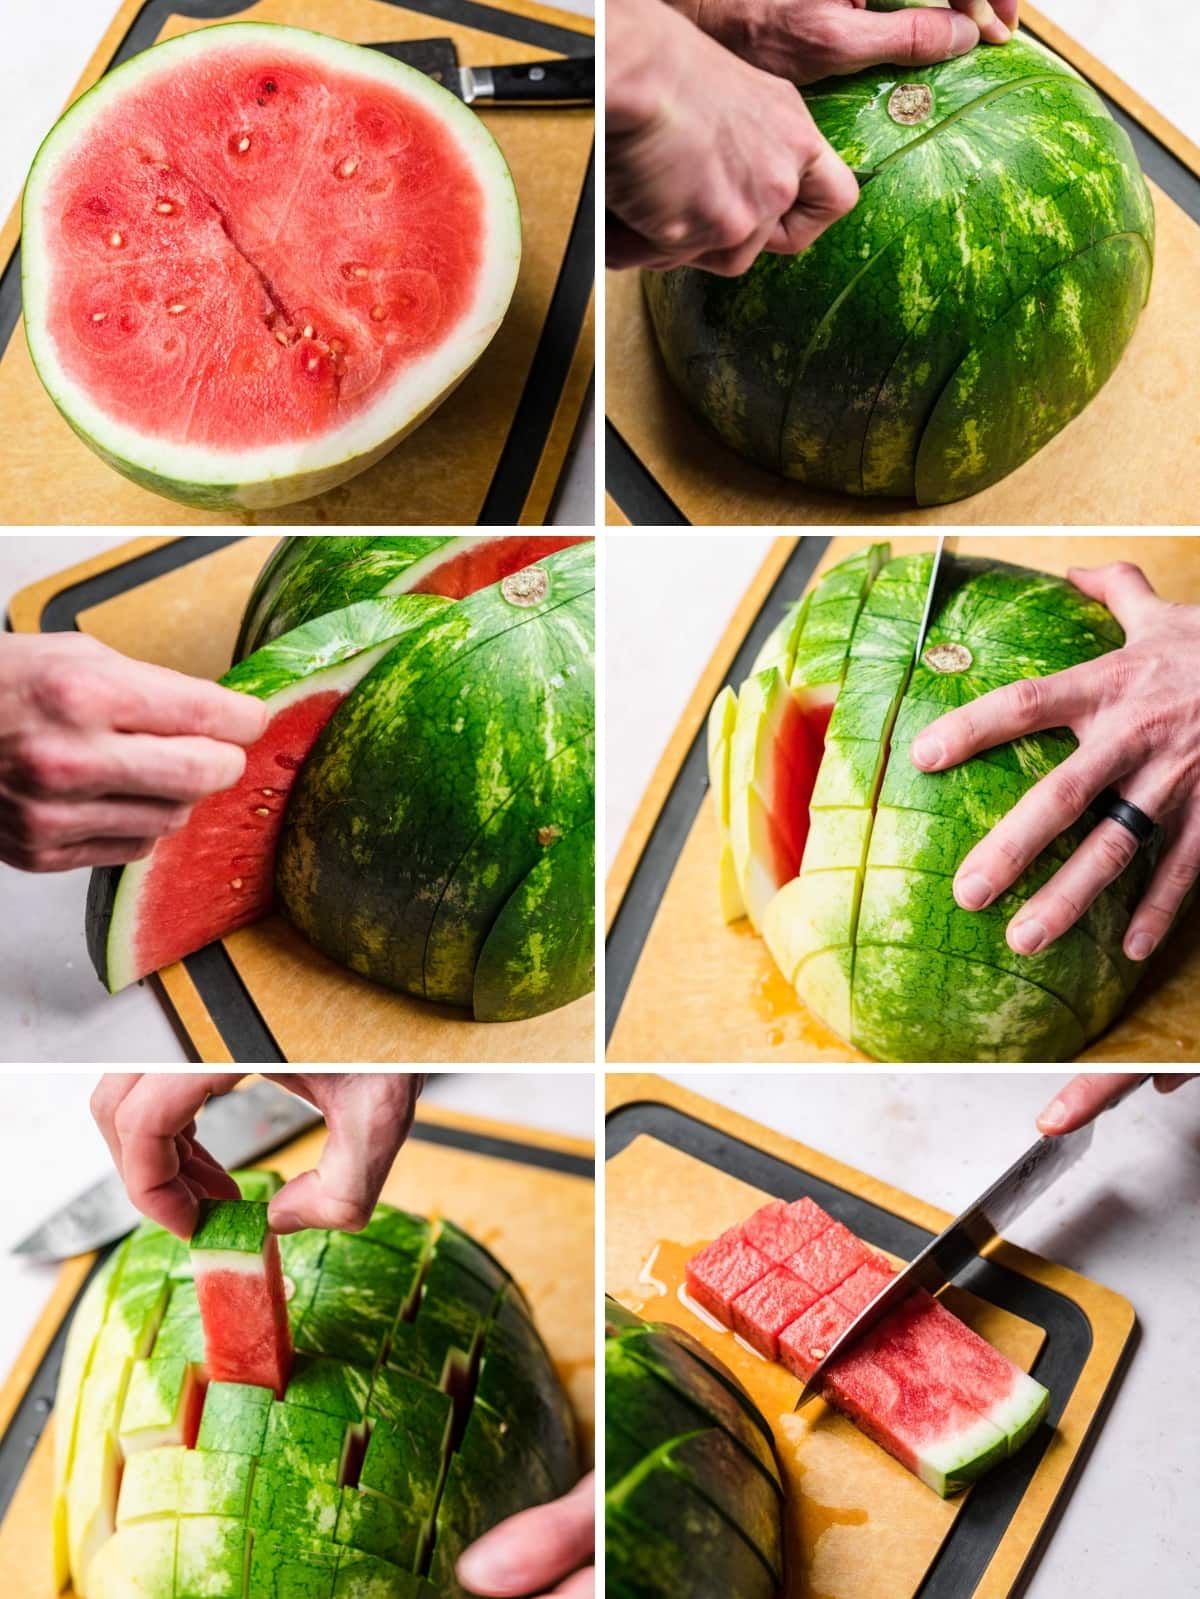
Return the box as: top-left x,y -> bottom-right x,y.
32,665 -> 94,727
991,832 -> 1029,874
112,1099 -> 143,1141
1047,766 -> 1090,816
14,736 -> 81,797
1096,825 -> 1139,875
1009,676 -> 1044,721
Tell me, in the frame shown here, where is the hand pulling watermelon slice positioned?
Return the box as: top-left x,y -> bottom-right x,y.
688,1198 -> 1049,1497
190,1200 -> 294,1400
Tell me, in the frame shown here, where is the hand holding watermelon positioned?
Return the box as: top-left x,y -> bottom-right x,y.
911,561 -> 1200,966
0,633 -> 267,873
90,1072 -> 425,1240
457,1472 -> 594,1596
607,0 -> 860,274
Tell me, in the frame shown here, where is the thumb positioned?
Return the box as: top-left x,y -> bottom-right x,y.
833,8 -> 979,74
1066,562 -> 1161,634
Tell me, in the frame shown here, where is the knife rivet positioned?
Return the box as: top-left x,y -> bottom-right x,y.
530,66 -> 546,80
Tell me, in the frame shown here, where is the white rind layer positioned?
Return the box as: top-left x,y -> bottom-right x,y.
192,1249 -> 268,1277
22,23 -> 522,509
978,1369 -> 1050,1450
918,1411 -> 1006,1494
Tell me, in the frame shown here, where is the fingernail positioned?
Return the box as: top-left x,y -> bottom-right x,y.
1009,918 -> 1047,955
955,872 -> 993,910
1127,931 -> 1155,961
456,1547 -> 526,1592
1040,1098 -> 1069,1131
912,735 -> 945,770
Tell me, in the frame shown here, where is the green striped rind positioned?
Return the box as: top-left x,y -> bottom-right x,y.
190,1199 -> 269,1256
277,541 -> 595,1011
234,537 -> 459,658
606,1300 -> 783,1599
472,820 -> 595,1021
644,34 -> 1154,504
57,1178 -> 577,1597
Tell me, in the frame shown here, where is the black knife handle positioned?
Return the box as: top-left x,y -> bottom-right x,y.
488,56 -> 594,104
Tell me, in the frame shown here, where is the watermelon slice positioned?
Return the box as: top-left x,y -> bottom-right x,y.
22,23 -> 522,510
85,592 -> 447,992
117,1356 -> 204,1455
691,1198 -> 1050,1498
190,1201 -> 293,1400
234,534 -> 591,659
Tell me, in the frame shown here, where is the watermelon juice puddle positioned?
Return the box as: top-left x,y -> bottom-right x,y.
625,1239 -> 871,1592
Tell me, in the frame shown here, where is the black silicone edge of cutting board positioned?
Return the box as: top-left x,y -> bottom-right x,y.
605,534 -> 831,1043
604,19 -> 1200,527
0,1118 -> 593,1529
605,1100 -> 1137,1599
0,0 -> 594,528
1,533 -> 289,1064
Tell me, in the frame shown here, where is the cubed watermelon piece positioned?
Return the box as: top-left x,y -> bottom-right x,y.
730,1267 -> 823,1360
178,1449 -> 254,1518
191,1200 -> 294,1398
263,1400 -> 355,1485
250,1463 -> 340,1540
196,1380 -> 274,1455
285,1356 -> 372,1422
741,1198 -> 833,1263
785,1219 -> 869,1295
118,1356 -> 204,1453
247,1531 -> 340,1598
832,1258 -> 897,1315
685,1231 -> 773,1322
778,1295 -> 856,1381
176,1517 -> 248,1599
115,1445 -> 183,1525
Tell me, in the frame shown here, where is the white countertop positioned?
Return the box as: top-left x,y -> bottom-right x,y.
0,1070 -> 593,1388
660,1071 -> 1200,1596
2,2 -> 594,527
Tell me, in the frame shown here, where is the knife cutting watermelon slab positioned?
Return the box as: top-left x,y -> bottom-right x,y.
22,23 -> 522,511
690,1198 -> 1049,1498
190,1200 -> 294,1400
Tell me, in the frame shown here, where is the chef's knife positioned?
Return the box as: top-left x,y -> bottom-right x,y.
911,534 -> 948,668
794,1075 -> 1149,1409
11,1080 -> 323,1263
372,39 -> 594,105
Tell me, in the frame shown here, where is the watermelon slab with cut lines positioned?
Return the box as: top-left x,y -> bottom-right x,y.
54,1173 -> 577,1599
22,24 -> 521,510
687,1198 -> 1049,1498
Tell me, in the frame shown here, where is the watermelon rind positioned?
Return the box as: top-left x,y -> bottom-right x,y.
57,1186 -> 577,1598
277,541 -> 595,1010
606,1302 -> 784,1599
644,34 -> 1154,504
86,592 -> 447,994
22,23 -> 522,511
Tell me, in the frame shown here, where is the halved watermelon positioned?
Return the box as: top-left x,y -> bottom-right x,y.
85,592 -> 446,992
190,1201 -> 294,1400
690,1199 -> 1050,1498
22,23 -> 521,510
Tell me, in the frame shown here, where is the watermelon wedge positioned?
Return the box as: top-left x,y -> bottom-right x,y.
22,23 -> 522,510
235,534 -> 591,658
190,1201 -> 294,1400
691,1199 -> 1050,1498
85,593 -> 447,993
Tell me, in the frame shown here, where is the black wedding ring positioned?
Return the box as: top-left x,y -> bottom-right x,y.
1104,796 -> 1156,848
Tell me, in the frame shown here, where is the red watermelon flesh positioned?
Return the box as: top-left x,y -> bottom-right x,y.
44,42 -> 485,450
127,689 -> 340,982
742,1198 -> 832,1264
730,1266 -> 822,1361
407,536 -> 589,599
194,1233 -> 293,1400
685,1231 -> 772,1323
786,1220 -> 870,1296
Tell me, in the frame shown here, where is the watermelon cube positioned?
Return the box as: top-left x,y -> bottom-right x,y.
85,1520 -> 177,1598
191,1200 -> 294,1398
196,1380 -> 273,1455
295,1274 -> 398,1369
247,1531 -> 340,1599
832,1258 -> 897,1315
151,1281 -> 206,1362
285,1355 -> 372,1422
333,1548 -> 436,1598
178,1449 -> 254,1518
730,1267 -> 823,1360
786,1219 -> 869,1295
250,1462 -> 340,1539
115,1445 -> 183,1525
176,1517 -> 248,1599
264,1400 -> 355,1486
335,1484 -> 427,1569
778,1295 -> 856,1381
118,1356 -> 204,1453
685,1230 -> 772,1322
741,1197 -> 831,1263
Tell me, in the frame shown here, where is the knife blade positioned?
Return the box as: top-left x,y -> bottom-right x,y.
11,1081 -> 324,1262
371,39 -> 594,105
793,1075 -> 1149,1409
911,534 -> 947,669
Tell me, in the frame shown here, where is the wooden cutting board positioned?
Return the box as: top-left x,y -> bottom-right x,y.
607,534 -> 1200,1064
8,535 -> 595,1065
0,0 -> 593,527
605,1075 -> 1135,1599
0,1099 -> 595,1598
605,4 -> 1200,527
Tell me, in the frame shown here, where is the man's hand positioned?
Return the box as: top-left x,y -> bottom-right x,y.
90,1073 -> 425,1239
0,633 -> 268,872
458,1475 -> 594,1597
608,0 -> 860,274
1038,1073 -> 1196,1135
911,563 -> 1200,962
671,0 -> 1018,86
